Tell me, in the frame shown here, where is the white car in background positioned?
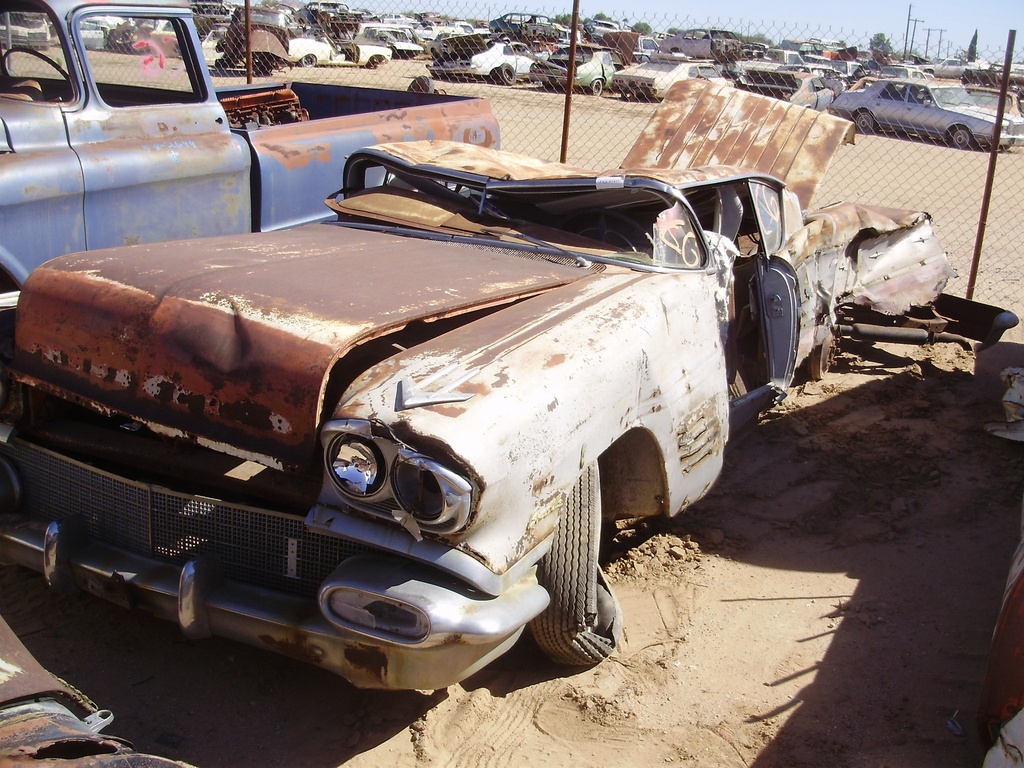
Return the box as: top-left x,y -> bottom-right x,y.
201,25 -> 391,69
357,23 -> 423,59
616,54 -> 727,101
428,34 -> 534,85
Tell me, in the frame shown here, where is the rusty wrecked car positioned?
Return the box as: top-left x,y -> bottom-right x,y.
0,611 -> 189,767
0,81 -> 1016,690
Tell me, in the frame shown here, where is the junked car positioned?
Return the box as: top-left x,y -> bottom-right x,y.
879,64 -> 932,81
202,22 -> 391,69
739,68 -> 838,110
0,612 -> 189,767
965,85 -> 1023,118
357,23 -> 423,59
829,77 -> 1024,150
616,54 -> 726,101
658,28 -> 743,63
427,33 -> 533,84
488,12 -> 563,43
978,488 -> 1024,764
529,43 -> 620,95
0,81 -> 1015,690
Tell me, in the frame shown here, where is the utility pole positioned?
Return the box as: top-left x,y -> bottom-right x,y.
936,29 -> 945,59
908,16 -> 923,59
925,27 -> 943,58
903,4 -> 912,59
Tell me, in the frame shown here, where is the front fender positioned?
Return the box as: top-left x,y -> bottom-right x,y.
330,268 -> 730,579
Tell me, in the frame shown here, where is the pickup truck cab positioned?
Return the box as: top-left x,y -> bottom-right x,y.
0,0 -> 498,288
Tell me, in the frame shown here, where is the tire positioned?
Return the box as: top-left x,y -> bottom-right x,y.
492,65 -> 515,86
946,124 -> 978,151
588,78 -> 604,96
408,75 -> 435,94
365,55 -> 385,69
853,109 -> 877,135
297,54 -> 317,68
530,463 -> 623,666
807,329 -> 836,381
251,54 -> 276,77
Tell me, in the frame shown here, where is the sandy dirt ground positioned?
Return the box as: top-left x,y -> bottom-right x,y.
3,340 -> 1022,768
3,63 -> 1024,768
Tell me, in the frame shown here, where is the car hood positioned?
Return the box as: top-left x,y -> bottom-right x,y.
435,32 -> 490,57
11,224 -> 587,468
623,79 -> 855,210
943,102 -> 1022,125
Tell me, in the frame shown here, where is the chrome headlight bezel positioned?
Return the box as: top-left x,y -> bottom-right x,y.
325,433 -> 387,497
321,419 -> 474,535
391,452 -> 473,531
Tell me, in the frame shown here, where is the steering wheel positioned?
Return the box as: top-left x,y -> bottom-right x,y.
2,46 -> 70,82
559,210 -> 651,252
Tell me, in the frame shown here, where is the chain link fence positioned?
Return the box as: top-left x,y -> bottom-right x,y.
212,5 -> 1021,313
5,3 -> 1019,315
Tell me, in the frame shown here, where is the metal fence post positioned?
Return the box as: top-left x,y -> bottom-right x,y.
966,29 -> 1016,300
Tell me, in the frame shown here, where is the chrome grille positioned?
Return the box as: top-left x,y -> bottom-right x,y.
1,439 -> 369,597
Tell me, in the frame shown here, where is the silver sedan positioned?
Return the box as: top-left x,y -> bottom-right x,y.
829,77 -> 1024,150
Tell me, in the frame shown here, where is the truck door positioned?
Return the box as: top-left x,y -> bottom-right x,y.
65,9 -> 250,252
0,9 -> 85,285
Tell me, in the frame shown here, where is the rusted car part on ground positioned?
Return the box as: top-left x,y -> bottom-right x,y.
0,81 -> 1015,690
0,614 -> 189,766
978,490 -> 1024,765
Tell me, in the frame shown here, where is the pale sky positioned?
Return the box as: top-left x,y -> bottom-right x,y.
468,0 -> 1021,60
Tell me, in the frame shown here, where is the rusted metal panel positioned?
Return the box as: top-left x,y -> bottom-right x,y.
356,139 -> 773,188
978,507 -> 1024,750
246,92 -> 500,231
11,225 -> 585,468
0,616 -> 86,711
621,79 -> 855,210
783,202 -> 953,362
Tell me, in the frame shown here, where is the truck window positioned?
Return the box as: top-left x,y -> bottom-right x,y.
76,13 -> 204,106
1,8 -> 73,102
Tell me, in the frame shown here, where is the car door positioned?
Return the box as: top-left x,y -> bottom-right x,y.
749,180 -> 798,391
65,9 -> 251,252
873,81 -> 910,132
905,83 -> 943,139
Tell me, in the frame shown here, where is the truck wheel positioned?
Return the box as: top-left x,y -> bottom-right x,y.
946,125 -> 978,151
298,54 -> 317,68
530,463 -> 623,666
366,55 -> 385,69
853,109 -> 877,135
588,78 -> 604,96
492,65 -> 516,85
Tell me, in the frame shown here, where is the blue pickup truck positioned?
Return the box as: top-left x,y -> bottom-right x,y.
0,0 -> 498,288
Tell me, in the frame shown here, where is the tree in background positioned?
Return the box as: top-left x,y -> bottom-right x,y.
870,32 -> 893,54
967,30 -> 978,61
631,21 -> 653,35
742,32 -> 774,48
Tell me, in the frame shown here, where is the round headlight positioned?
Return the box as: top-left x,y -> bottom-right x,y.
392,456 -> 445,521
327,435 -> 386,497
391,453 -> 472,531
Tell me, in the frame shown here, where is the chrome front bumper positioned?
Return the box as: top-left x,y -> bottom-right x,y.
0,439 -> 548,690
